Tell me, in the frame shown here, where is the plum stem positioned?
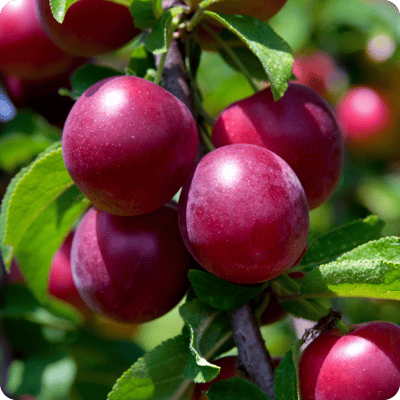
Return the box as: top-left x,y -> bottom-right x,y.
230,304 -> 276,399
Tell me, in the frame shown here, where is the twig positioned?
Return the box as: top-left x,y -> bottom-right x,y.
230,304 -> 276,399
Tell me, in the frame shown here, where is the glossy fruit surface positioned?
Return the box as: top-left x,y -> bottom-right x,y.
212,83 -> 343,210
188,0 -> 287,22
36,0 -> 140,57
0,0 -> 73,80
299,321 -> 400,400
71,205 -> 191,324
62,75 -> 198,216
336,86 -> 399,158
178,144 -> 309,285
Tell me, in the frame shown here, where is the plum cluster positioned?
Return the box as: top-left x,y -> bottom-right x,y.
59,72 -> 343,323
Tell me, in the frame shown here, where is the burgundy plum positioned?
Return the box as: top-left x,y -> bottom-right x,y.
71,205 -> 192,324
212,83 -> 343,210
62,75 -> 198,216
0,0 -> 74,80
178,144 -> 309,285
299,321 -> 400,400
36,0 -> 140,57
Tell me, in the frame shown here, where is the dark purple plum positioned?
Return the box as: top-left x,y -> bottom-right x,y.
36,0 -> 140,57
71,205 -> 191,324
62,75 -> 198,216
212,83 -> 343,210
178,144 -> 310,285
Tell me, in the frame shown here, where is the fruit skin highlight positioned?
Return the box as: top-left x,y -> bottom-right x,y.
62,75 -> 198,216
36,0 -> 140,57
71,205 -> 192,324
212,83 -> 343,210
299,321 -> 400,400
178,143 -> 309,285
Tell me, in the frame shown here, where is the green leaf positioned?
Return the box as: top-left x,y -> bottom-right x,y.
274,348 -> 300,400
130,0 -> 161,29
218,45 -> 268,81
206,377 -> 272,400
145,7 -> 183,54
301,215 -> 385,270
301,237 -> 400,300
0,142 -> 90,301
49,0 -> 80,23
179,299 -> 234,383
70,64 -> 124,100
127,45 -> 156,78
189,270 -> 263,311
204,12 -> 293,100
108,335 -> 193,400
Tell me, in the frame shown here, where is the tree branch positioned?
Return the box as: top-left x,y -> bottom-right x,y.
230,304 -> 276,399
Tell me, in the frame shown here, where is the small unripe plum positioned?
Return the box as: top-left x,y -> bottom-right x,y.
191,356 -> 281,400
0,0 -> 74,80
36,0 -> 141,57
71,205 -> 192,324
335,86 -> 400,158
212,83 -> 343,210
62,76 -> 198,216
299,321 -> 400,400
178,144 -> 309,285
188,0 -> 287,22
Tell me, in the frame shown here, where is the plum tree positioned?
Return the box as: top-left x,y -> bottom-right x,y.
36,0 -> 141,57
299,321 -> 400,400
71,205 -> 192,324
212,83 -> 343,210
335,86 -> 400,159
187,0 -> 287,22
0,0 -> 74,80
178,143 -> 310,285
62,75 -> 198,216
191,356 -> 281,399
